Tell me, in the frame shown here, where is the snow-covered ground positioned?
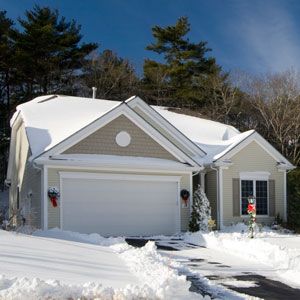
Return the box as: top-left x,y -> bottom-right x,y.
0,228 -> 201,299
1,224 -> 299,299
183,223 -> 300,288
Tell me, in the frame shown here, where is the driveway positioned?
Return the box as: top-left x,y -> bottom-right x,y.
126,237 -> 300,299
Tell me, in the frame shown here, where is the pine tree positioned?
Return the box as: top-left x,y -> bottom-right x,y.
13,5 -> 97,102
143,17 -> 220,107
189,185 -> 211,232
0,11 -> 15,190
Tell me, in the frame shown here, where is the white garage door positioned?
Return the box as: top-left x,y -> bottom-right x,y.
60,173 -> 180,236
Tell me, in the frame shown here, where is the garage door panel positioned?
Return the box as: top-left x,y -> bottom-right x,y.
61,177 -> 179,236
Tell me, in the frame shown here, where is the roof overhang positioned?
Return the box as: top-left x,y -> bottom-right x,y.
35,154 -> 202,172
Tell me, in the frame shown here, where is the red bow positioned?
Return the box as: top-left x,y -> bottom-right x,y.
50,196 -> 58,207
247,204 -> 256,212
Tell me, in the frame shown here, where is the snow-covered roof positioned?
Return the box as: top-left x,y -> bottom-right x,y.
153,107 -> 254,162
12,95 -> 260,164
12,95 -> 120,158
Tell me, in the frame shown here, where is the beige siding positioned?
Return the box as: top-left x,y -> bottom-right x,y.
9,123 -> 41,227
64,115 -> 178,161
47,167 -> 191,232
222,141 -> 284,226
133,107 -> 195,157
205,170 -> 218,226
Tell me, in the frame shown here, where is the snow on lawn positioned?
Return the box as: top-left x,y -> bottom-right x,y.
184,223 -> 300,288
0,229 -> 200,299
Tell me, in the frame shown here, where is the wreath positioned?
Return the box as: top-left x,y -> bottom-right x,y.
48,187 -> 60,208
180,189 -> 190,206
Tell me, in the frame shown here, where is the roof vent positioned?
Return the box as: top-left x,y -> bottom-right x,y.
92,87 -> 97,99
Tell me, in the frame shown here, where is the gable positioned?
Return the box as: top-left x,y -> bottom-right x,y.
231,141 -> 277,171
63,114 -> 179,161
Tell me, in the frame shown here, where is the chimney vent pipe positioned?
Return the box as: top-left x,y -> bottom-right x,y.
92,87 -> 97,99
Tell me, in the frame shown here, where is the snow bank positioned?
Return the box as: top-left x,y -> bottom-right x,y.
33,227 -> 124,246
0,276 -> 147,300
0,229 -> 201,299
113,241 -> 200,300
184,225 -> 300,287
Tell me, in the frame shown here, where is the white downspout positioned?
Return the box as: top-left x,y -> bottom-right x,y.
41,165 -> 48,230
210,165 -> 220,229
219,167 -> 224,230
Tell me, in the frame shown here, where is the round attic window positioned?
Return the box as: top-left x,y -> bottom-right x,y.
115,131 -> 131,147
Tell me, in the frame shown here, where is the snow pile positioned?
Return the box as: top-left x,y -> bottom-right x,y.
0,229 -> 201,299
33,227 -> 124,246
113,241 -> 201,300
184,225 -> 300,287
0,276 -> 146,300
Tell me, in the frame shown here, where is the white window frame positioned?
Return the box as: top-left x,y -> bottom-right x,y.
240,172 -> 270,217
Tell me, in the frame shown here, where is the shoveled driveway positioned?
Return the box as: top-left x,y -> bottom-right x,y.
126,237 -> 300,299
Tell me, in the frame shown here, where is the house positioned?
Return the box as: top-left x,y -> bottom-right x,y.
6,95 -> 295,236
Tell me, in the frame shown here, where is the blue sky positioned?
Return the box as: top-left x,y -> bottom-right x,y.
1,0 -> 300,75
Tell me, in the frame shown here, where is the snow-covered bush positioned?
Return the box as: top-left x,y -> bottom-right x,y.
189,185 -> 211,232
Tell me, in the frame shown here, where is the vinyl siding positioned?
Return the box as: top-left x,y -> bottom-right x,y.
47,167 -> 191,232
222,141 -> 284,226
205,170 -> 218,226
9,123 -> 41,227
63,114 -> 178,161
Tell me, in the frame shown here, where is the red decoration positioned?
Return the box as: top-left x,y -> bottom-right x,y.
247,203 -> 256,213
48,187 -> 60,208
50,196 -> 58,207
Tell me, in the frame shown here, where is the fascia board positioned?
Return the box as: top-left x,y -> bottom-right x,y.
35,157 -> 202,172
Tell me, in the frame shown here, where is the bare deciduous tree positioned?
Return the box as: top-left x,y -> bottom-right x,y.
81,50 -> 138,100
247,70 -> 300,166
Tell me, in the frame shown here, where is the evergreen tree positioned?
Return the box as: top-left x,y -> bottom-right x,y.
13,5 -> 97,102
189,185 -> 211,232
143,17 -> 220,106
0,11 -> 15,190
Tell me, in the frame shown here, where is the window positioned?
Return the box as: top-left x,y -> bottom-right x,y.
241,180 -> 268,215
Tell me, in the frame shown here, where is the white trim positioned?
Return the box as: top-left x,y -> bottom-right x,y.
45,163 -> 192,174
37,103 -> 201,168
59,176 -> 63,230
126,96 -> 206,157
219,167 -> 224,229
177,180 -> 181,233
59,171 -> 181,233
240,171 -> 271,181
59,171 -> 182,182
284,171 -> 287,222
215,132 -> 294,169
42,165 -> 48,230
35,156 -> 202,172
189,173 -> 193,215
